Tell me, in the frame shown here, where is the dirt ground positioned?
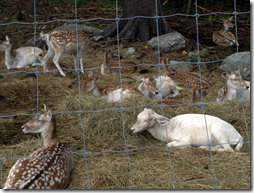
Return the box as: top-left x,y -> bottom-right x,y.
0,0 -> 250,189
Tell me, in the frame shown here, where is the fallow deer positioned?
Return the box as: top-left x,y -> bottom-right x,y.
84,71 -> 143,103
161,57 -> 212,103
4,104 -> 74,189
131,108 -> 243,152
133,75 -> 180,101
213,16 -> 238,47
101,49 -> 137,75
217,71 -> 250,102
40,30 -> 89,77
0,36 -> 45,69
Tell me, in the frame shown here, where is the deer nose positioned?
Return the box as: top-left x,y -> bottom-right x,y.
21,125 -> 25,131
154,91 -> 159,95
245,86 -> 250,90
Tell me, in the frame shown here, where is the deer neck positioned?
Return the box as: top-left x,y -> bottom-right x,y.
5,47 -> 15,67
224,85 -> 237,100
147,121 -> 171,142
92,84 -> 102,97
221,23 -> 228,32
41,118 -> 60,148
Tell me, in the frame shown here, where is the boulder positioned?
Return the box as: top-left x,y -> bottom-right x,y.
147,31 -> 186,53
219,51 -> 250,78
167,60 -> 193,71
185,52 -> 207,70
124,47 -> 137,56
200,49 -> 210,58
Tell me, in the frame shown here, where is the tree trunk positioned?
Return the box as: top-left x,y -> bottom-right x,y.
100,0 -> 173,47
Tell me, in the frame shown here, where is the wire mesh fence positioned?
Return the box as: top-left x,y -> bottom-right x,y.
0,0 -> 250,189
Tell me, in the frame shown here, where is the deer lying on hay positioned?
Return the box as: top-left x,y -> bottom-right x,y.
84,71 -> 143,103
131,108 -> 243,152
217,71 -> 250,102
4,104 -> 74,189
161,57 -> 212,103
0,36 -> 45,69
213,16 -> 238,47
133,75 -> 181,101
101,49 -> 137,75
40,30 -> 89,77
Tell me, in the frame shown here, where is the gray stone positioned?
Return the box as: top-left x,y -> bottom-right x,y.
147,31 -> 186,53
124,47 -> 137,56
168,60 -> 193,71
185,52 -> 203,63
219,51 -> 250,78
200,49 -> 210,58
93,36 -> 103,42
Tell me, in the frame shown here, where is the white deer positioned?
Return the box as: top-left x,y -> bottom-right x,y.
40,30 -> 89,76
133,75 -> 180,101
213,16 -> 238,47
217,71 -> 250,102
131,108 -> 243,152
0,36 -> 45,69
4,104 -> 74,189
84,71 -> 143,103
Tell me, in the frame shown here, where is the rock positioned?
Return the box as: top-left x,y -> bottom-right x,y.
147,31 -> 186,53
93,36 -> 103,42
168,60 -> 193,71
200,49 -> 210,58
219,51 -> 250,78
25,36 -> 45,48
11,11 -> 23,22
185,52 -> 207,71
83,22 -> 97,28
51,24 -> 102,36
12,72 -> 36,80
124,47 -> 137,56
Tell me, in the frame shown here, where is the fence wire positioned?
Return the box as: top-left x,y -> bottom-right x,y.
0,0 -> 250,189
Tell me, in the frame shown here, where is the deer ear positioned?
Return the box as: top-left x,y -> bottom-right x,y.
156,116 -> 170,124
43,104 -> 49,111
46,110 -> 52,121
88,71 -> 93,78
94,76 -> 100,82
234,70 -> 240,74
132,76 -> 143,82
6,36 -> 9,41
221,72 -> 229,79
229,16 -> 233,21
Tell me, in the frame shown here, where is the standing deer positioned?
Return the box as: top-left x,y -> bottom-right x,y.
133,75 -> 180,101
0,36 -> 45,69
84,71 -> 143,103
131,108 -> 243,152
4,104 -> 74,189
213,16 -> 238,47
101,49 -> 137,75
161,57 -> 212,103
217,71 -> 250,102
40,30 -> 89,76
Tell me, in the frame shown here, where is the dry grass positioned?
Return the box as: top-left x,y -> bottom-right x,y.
0,41 -> 250,189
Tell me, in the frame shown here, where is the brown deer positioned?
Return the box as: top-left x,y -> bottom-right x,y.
213,16 -> 238,47
217,71 -> 250,102
156,99 -> 185,110
101,49 -> 137,75
84,71 -> 143,103
40,30 -> 89,76
4,104 -> 74,189
0,36 -> 45,69
161,57 -> 212,103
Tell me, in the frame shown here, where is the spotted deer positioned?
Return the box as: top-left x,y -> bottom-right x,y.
217,71 -> 250,102
40,30 -> 89,76
131,108 -> 243,152
4,104 -> 74,189
101,49 -> 137,75
162,57 -> 212,103
133,75 -> 180,101
0,36 -> 45,69
84,71 -> 143,103
156,99 -> 185,110
213,16 -> 238,47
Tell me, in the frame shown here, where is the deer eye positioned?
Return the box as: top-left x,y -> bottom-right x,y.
233,79 -> 237,81
86,85 -> 89,88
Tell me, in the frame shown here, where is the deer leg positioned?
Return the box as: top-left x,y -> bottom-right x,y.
43,48 -> 54,73
53,50 -> 65,77
72,53 -> 78,73
79,49 -> 84,74
166,139 -> 190,149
